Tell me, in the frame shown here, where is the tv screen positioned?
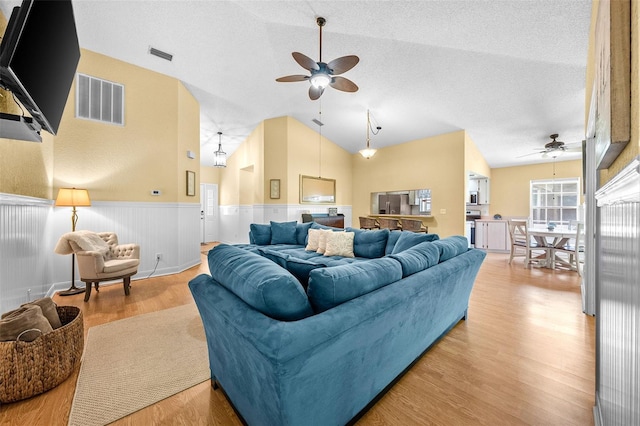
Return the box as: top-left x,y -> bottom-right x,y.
0,0 -> 80,135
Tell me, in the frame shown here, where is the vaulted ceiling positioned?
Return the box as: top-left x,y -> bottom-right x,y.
0,0 -> 592,168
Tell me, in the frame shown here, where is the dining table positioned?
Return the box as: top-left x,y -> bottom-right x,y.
528,227 -> 576,270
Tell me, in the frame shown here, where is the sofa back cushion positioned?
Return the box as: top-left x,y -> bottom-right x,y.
307,257 -> 402,313
270,221 -> 298,245
345,228 -> 389,259
385,230 -> 403,255
249,223 -> 272,245
431,236 -> 469,262
389,241 -> 440,277
208,244 -> 313,321
296,222 -> 314,245
391,231 -> 440,254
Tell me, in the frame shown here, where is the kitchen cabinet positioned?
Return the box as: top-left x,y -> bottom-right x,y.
468,178 -> 490,204
475,220 -> 507,252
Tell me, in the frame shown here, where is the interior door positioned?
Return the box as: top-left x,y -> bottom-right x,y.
200,183 -> 218,243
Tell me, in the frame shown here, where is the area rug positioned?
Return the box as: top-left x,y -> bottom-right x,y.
68,303 -> 209,426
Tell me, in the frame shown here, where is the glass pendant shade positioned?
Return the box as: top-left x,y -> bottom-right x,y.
213,131 -> 227,168
359,147 -> 377,159
310,72 -> 331,88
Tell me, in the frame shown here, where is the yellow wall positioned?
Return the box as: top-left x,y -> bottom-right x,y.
286,117 -> 352,206
464,132 -> 491,181
52,49 -> 199,202
352,130 -> 466,237
200,166 -> 221,185
0,11 -> 54,199
588,0 -> 640,184
490,159 -> 583,218
220,116 -> 352,210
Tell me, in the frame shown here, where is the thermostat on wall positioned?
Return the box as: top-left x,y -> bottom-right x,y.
151,190 -> 161,196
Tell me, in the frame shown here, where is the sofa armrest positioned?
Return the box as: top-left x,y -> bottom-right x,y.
75,251 -> 105,279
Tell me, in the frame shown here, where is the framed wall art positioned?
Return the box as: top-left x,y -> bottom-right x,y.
186,170 -> 196,196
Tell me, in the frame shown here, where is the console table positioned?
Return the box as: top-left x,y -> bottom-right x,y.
301,213 -> 344,229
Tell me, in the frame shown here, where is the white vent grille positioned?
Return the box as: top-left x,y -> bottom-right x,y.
76,74 -> 124,125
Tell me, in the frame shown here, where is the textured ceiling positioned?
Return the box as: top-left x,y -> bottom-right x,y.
0,0 -> 592,168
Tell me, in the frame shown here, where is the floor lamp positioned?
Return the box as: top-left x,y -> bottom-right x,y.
55,187 -> 91,296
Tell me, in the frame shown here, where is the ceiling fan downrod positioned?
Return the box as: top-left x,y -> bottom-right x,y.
317,17 -> 326,63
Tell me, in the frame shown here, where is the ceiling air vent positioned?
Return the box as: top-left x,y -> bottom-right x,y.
149,47 -> 173,62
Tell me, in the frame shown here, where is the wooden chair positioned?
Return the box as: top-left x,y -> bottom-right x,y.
554,222 -> 585,275
507,219 -> 549,268
358,217 -> 378,230
401,219 -> 426,233
378,218 -> 401,230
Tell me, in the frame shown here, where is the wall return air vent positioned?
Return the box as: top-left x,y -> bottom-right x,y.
75,74 -> 124,126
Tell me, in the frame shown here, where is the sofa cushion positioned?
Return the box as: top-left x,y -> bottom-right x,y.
346,228 -> 389,259
389,241 -> 440,277
307,257 -> 403,313
432,236 -> 469,262
296,222 -> 314,246
250,223 -> 272,245
391,231 -> 440,254
208,244 -> 313,321
385,230 -> 403,255
270,221 -> 298,245
316,229 -> 332,254
324,231 -> 355,257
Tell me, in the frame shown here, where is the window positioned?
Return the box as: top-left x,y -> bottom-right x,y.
530,178 -> 580,227
76,74 -> 124,125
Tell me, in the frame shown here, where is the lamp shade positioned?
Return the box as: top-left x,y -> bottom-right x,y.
55,188 -> 91,207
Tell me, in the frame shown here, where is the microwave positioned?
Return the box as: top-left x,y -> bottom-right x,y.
469,191 -> 478,205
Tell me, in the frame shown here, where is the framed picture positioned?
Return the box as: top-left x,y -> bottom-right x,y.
270,179 -> 280,199
186,170 -> 196,196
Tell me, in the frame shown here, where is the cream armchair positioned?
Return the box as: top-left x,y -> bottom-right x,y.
54,231 -> 140,301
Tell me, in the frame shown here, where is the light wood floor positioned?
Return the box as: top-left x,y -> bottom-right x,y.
0,247 -> 595,425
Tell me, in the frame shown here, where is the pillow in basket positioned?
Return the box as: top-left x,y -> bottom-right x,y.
1,297 -> 62,329
0,305 -> 53,342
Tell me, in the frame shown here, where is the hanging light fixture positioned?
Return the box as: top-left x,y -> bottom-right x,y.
359,109 -> 381,159
213,131 -> 227,168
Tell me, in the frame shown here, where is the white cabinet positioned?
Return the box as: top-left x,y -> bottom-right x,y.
475,220 -> 507,252
477,178 -> 490,204
468,178 -> 490,204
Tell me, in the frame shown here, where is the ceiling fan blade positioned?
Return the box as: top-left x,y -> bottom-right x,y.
329,76 -> 358,92
309,85 -> 324,100
276,75 -> 309,82
327,55 -> 359,75
292,52 -> 319,71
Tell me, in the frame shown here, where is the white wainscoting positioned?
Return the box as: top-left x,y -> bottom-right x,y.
217,204 -> 353,244
0,193 -> 201,313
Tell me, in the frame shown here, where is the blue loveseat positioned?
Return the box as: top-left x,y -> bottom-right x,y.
189,221 -> 486,425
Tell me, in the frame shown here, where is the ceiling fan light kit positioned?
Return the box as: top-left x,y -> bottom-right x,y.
359,109 -> 381,159
276,17 -> 359,100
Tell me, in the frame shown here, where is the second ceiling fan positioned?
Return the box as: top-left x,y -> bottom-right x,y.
276,17 -> 359,100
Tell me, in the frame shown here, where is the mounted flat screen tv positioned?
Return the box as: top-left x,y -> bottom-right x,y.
0,0 -> 80,136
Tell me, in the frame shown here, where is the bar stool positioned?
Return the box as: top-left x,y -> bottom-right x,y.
378,218 -> 401,230
359,217 -> 379,230
401,219 -> 426,233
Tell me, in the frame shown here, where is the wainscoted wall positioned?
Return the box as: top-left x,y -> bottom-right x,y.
218,204 -> 353,244
594,158 -> 640,425
0,193 -> 201,313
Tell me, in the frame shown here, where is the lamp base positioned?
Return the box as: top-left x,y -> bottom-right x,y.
59,284 -> 86,296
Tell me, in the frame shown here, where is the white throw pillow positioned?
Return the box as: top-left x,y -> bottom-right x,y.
324,231 -> 355,258
316,230 -> 333,254
305,228 -> 323,251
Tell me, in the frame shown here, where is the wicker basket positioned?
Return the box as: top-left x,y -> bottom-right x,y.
0,305 -> 84,403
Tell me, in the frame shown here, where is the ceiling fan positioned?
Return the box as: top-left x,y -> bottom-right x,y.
519,133 -> 582,158
276,17 -> 359,100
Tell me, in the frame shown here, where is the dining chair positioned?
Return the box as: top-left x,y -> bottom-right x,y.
507,219 -> 549,268
554,222 -> 585,275
377,218 -> 401,230
358,216 -> 379,230
401,219 -> 426,233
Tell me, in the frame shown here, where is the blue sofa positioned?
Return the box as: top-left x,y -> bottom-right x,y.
189,222 -> 486,425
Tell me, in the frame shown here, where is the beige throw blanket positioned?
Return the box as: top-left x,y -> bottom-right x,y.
54,230 -> 109,257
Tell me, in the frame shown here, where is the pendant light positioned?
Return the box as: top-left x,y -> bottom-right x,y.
359,109 -> 381,159
213,131 -> 227,168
